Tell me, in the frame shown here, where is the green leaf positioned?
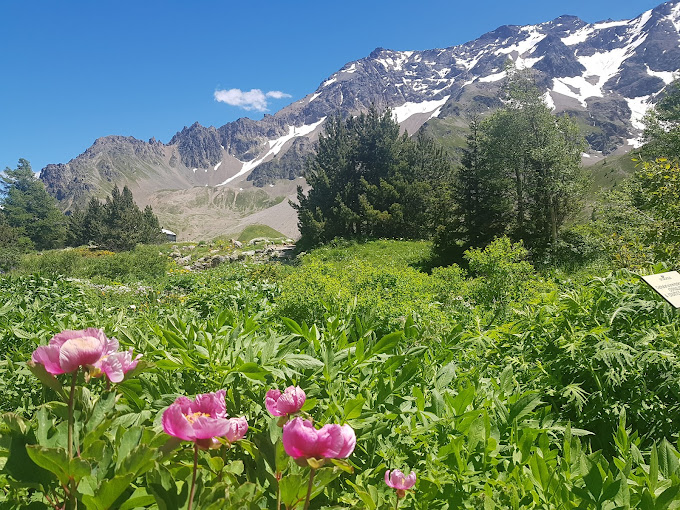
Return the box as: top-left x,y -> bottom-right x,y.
279,474 -> 306,508
649,443 -> 659,495
275,439 -> 288,474
655,484 -> 680,510
330,458 -> 354,473
235,362 -> 270,381
81,473 -> 136,510
25,445 -> 90,486
161,329 -> 187,349
508,392 -> 542,424
301,397 -> 317,412
26,361 -> 66,400
657,438 -> 680,479
343,396 -> 365,421
368,331 -> 403,356
347,481 -> 377,510
283,354 -> 324,370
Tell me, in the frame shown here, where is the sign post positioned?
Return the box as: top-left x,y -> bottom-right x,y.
641,271 -> 680,308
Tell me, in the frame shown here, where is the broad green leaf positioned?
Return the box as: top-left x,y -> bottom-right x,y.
368,331 -> 403,357
283,354 -> 324,370
235,362 -> 270,381
343,396 -> 365,421
81,473 -> 136,510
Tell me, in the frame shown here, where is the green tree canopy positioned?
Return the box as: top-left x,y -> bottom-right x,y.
0,159 -> 66,250
641,80 -> 680,160
434,68 -> 588,263
294,106 -> 453,248
68,185 -> 165,250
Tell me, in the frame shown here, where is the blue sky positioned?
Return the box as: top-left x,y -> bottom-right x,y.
0,0 -> 664,172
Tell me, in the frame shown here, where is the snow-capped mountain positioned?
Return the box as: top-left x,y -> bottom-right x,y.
40,0 -> 680,239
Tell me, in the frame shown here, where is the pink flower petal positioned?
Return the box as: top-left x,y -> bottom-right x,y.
58,336 -> 105,373
94,349 -> 141,383
336,424 -> 356,458
224,417 -> 248,443
162,403 -> 196,441
190,415 -> 231,440
265,389 -> 284,416
385,469 -> 416,490
193,389 -> 227,418
32,344 -> 65,375
282,418 -> 319,458
317,423 -> 356,458
276,386 -> 306,415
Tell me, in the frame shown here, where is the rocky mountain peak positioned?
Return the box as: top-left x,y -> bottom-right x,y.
39,0 -> 680,240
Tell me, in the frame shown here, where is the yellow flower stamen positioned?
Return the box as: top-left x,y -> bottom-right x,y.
184,412 -> 211,424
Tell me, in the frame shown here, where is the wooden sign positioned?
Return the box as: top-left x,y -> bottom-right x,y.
641,271 -> 680,308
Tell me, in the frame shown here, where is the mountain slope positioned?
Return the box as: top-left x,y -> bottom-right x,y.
40,0 -> 680,240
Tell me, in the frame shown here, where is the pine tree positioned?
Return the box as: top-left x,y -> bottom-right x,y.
68,186 -> 164,250
0,159 -> 66,250
295,106 -> 453,247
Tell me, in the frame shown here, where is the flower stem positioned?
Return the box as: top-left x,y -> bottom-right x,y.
188,444 -> 199,510
67,371 -> 78,509
67,372 -> 77,460
395,495 -> 400,510
276,473 -> 282,510
303,468 -> 316,510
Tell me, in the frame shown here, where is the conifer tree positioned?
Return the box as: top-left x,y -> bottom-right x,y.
68,186 -> 164,250
0,159 -> 66,250
295,106 -> 453,247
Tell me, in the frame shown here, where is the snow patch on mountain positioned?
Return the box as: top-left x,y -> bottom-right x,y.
213,161 -> 222,171
480,70 -> 507,83
671,3 -> 680,32
218,118 -> 326,186
647,66 -> 677,85
562,27 -> 594,46
392,96 -> 451,123
627,95 -> 651,130
495,29 -> 545,59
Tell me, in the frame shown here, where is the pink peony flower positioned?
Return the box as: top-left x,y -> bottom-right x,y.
91,348 -> 142,383
266,386 -> 306,417
385,469 -> 416,498
224,416 -> 248,443
32,328 -> 113,375
162,390 -> 247,449
282,417 -> 356,460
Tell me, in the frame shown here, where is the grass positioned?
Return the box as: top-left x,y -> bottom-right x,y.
586,152 -> 638,192
237,224 -> 286,242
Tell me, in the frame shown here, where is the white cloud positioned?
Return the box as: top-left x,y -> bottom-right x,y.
214,88 -> 292,111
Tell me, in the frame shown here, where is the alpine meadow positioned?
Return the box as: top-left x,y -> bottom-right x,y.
4,1 -> 680,509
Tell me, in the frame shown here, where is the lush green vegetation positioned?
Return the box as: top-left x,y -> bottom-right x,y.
2,233 -> 680,508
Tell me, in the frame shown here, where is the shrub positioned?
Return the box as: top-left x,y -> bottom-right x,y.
464,236 -> 536,321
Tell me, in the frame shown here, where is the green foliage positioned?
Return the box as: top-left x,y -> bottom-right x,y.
434,69 -> 588,264
464,236 -> 536,321
295,107 -> 453,248
5,237 -> 680,508
18,245 -> 169,282
68,185 -> 165,251
641,80 -> 680,160
0,159 -> 66,250
277,241 -> 463,336
590,158 -> 680,266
